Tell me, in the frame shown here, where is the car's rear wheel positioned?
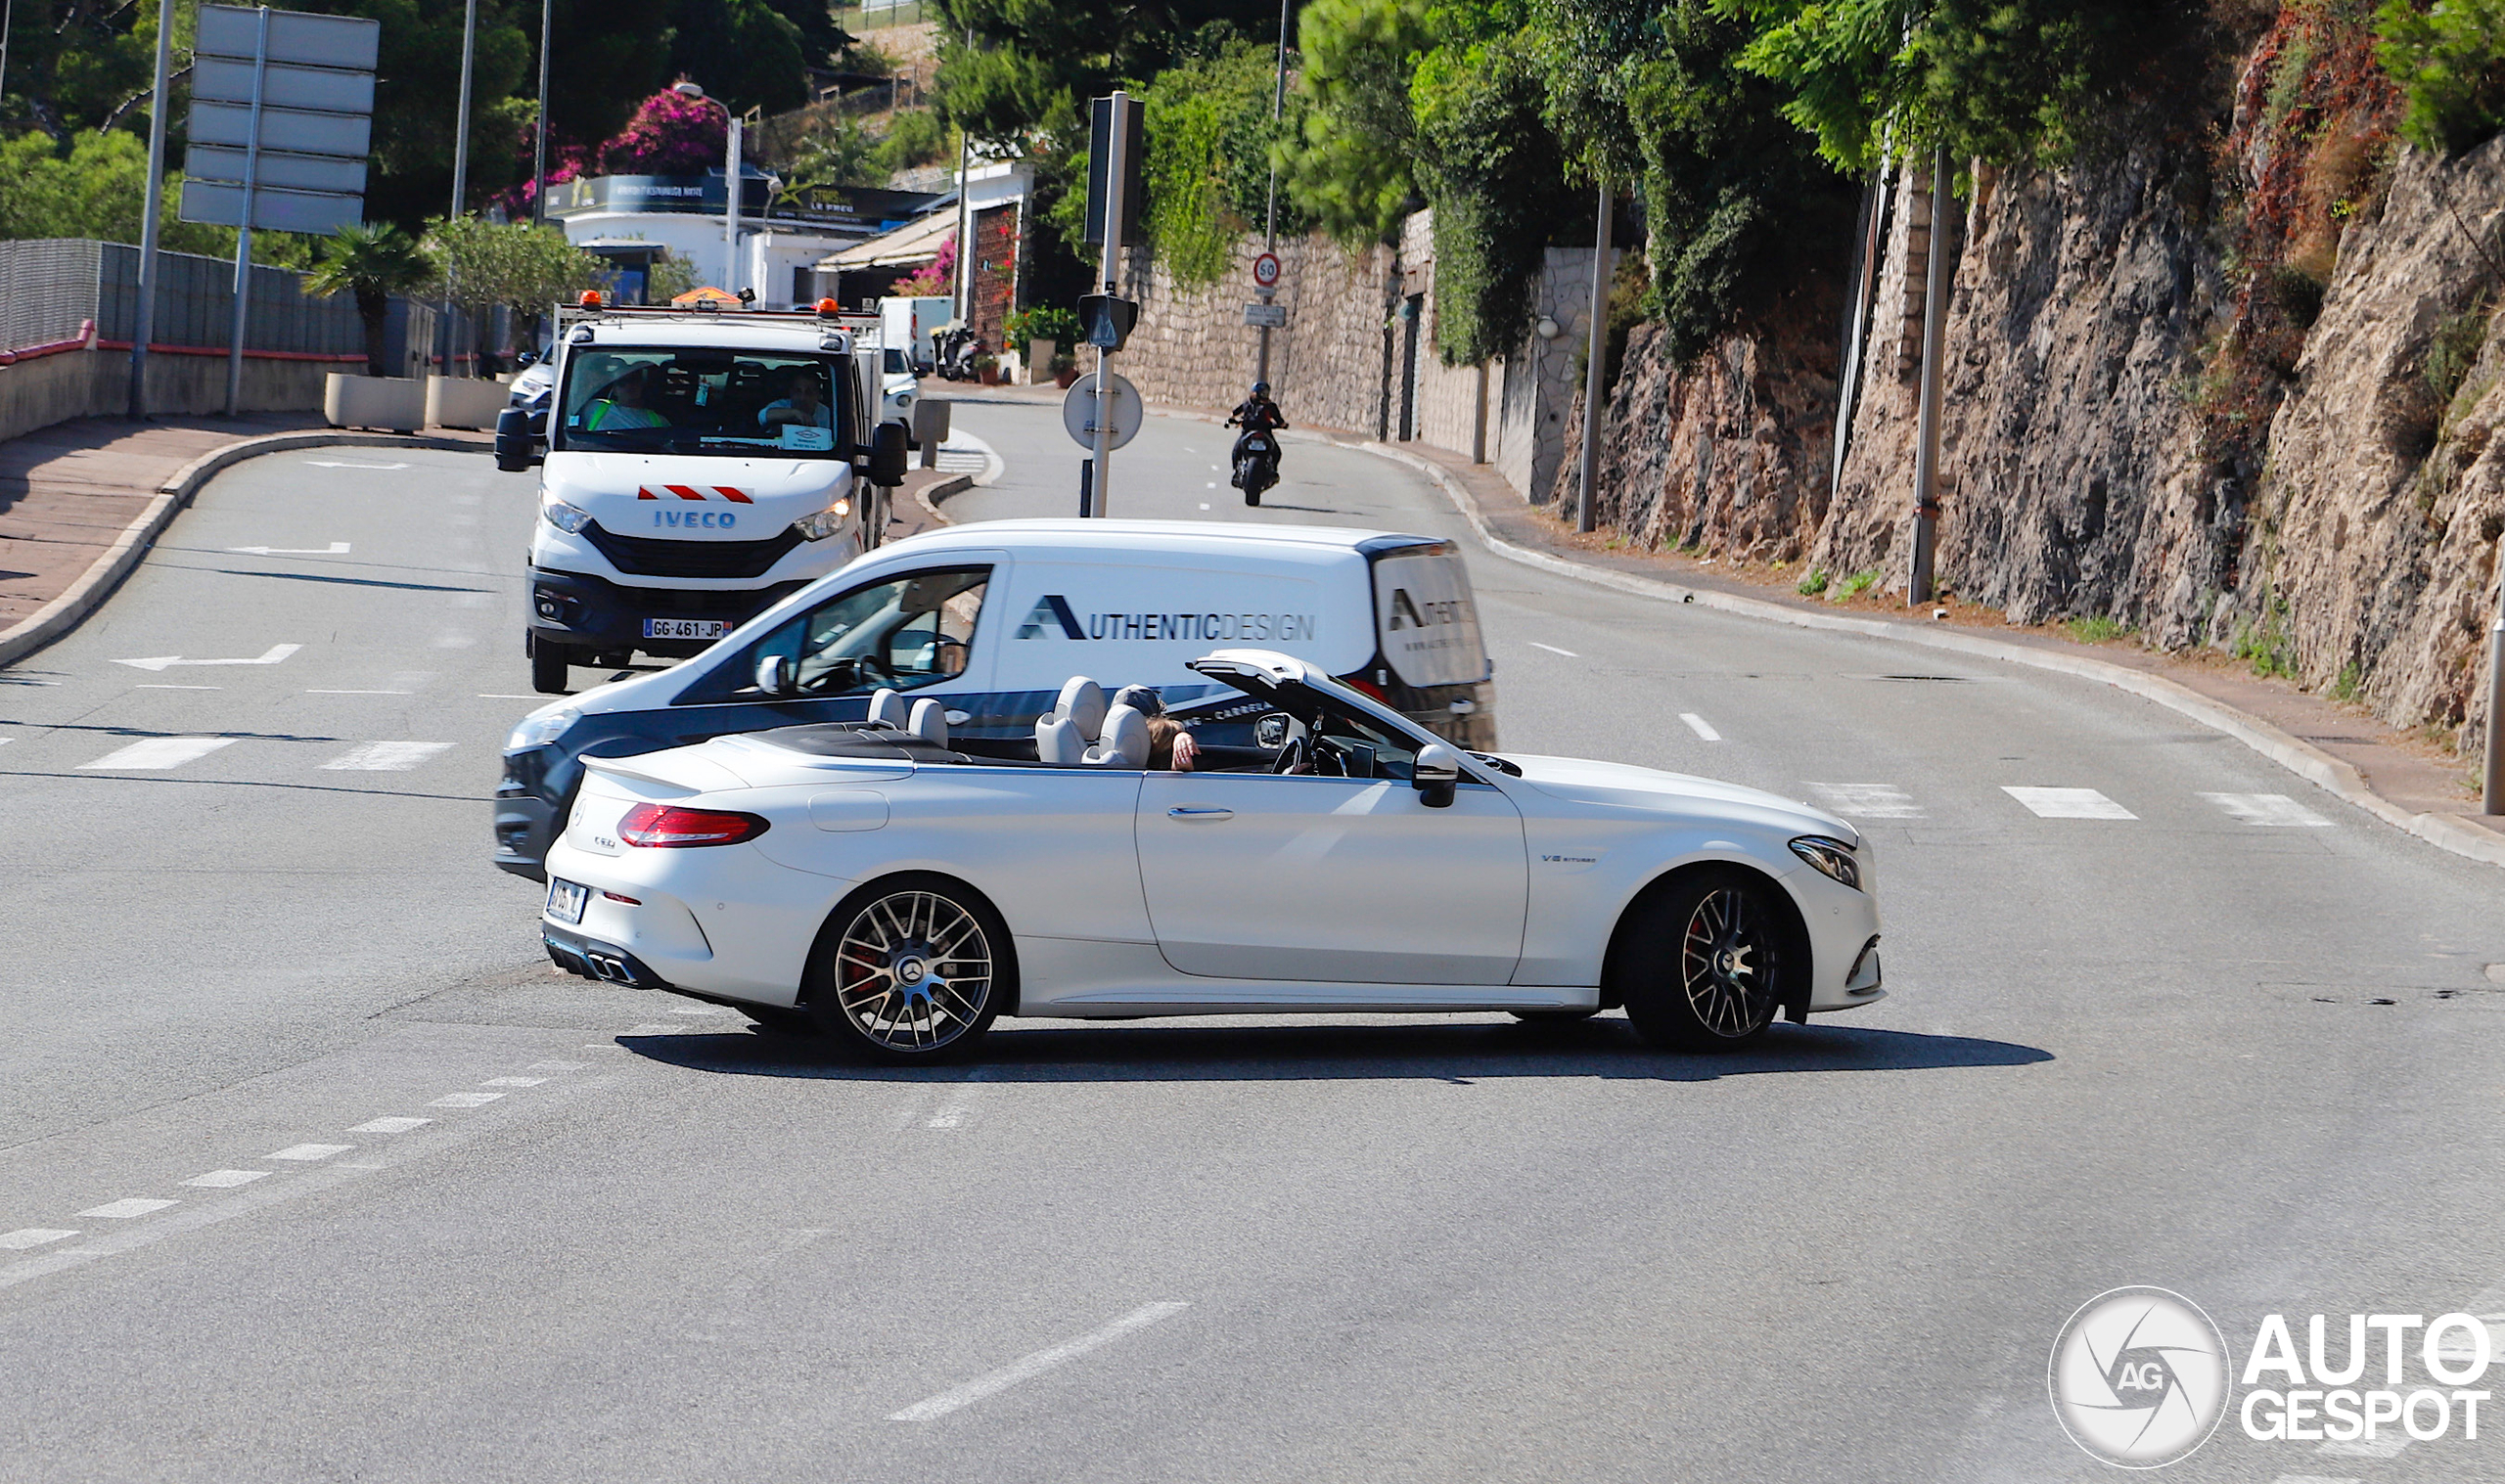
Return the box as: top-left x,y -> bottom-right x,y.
528,634 -> 577,695
1614,868 -> 1788,1052
805,876 -> 1009,1063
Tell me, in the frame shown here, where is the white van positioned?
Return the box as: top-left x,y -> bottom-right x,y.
498,304 -> 908,695
492,518 -> 1496,879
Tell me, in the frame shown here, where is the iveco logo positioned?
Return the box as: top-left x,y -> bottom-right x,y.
654,510 -> 739,529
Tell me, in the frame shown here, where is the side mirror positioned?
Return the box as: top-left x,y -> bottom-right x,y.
754,653 -> 795,697
1413,743 -> 1462,809
515,348 -> 539,368
493,405 -> 542,472
867,421 -> 909,487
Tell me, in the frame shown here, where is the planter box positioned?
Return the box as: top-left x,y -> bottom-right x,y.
427,374 -> 510,430
325,373 -> 425,432
1055,368 -> 1080,389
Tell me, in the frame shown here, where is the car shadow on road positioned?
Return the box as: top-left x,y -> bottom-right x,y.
616,1017 -> 2052,1083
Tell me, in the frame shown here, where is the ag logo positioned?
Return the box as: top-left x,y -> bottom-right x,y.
2049,1287 -> 2230,1468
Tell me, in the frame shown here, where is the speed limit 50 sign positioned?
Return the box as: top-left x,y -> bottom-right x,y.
1252,251 -> 1282,290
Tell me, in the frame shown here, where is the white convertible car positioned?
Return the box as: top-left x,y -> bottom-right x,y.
539,650 -> 1886,1061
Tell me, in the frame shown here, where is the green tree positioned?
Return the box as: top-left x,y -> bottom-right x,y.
427,214 -> 605,319
931,0 -> 1292,148
1141,35 -> 1298,287
286,0 -> 533,224
0,129 -> 246,254
303,220 -> 436,375
669,0 -> 810,114
1281,0 -> 1436,243
2378,0 -> 2505,154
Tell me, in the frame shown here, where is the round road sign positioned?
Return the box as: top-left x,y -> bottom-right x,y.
1062,372 -> 1144,451
1252,251 -> 1282,290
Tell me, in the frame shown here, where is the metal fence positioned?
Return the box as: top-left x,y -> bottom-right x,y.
0,237 -> 363,357
843,1 -> 926,28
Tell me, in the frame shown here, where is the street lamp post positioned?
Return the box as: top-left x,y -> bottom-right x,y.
532,0 -> 552,228
672,81 -> 742,294
442,0 -> 478,378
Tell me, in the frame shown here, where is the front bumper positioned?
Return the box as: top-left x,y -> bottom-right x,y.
527,566 -> 805,658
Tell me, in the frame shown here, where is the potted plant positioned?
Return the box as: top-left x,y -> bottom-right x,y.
975,351 -> 1000,385
1053,353 -> 1079,389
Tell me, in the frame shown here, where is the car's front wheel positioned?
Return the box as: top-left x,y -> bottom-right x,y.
804,876 -> 1010,1063
1613,868 -> 1789,1052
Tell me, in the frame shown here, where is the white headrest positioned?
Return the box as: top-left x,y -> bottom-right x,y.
1035,714 -> 1087,765
867,688 -> 908,731
1083,703 -> 1151,768
908,697 -> 948,747
1053,676 -> 1106,740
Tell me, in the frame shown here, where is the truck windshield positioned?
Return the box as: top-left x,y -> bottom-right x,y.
555,347 -> 851,458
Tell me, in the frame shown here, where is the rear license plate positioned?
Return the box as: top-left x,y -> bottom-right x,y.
643,618 -> 729,640
546,877 -> 588,924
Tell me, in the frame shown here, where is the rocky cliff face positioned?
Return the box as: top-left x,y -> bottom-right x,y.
2239,135 -> 2505,735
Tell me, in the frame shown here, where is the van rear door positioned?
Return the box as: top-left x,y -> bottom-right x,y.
1367,542 -> 1495,746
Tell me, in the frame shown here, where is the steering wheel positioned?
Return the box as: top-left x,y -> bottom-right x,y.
1270,736 -> 1307,775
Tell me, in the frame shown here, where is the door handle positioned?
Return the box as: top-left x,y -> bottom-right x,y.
1167,806 -> 1233,820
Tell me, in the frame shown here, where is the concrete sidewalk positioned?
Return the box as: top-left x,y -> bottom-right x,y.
0,415 -> 484,669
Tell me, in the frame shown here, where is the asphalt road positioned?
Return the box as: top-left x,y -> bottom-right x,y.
1,398 -> 2500,1483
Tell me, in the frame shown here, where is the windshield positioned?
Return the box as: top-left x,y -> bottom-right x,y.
554,346 -> 852,459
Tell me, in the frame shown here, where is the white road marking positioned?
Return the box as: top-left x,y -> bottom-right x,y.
526,1060 -> 585,1072
302,461 -> 405,470
347,1116 -> 431,1134
79,1198 -> 177,1219
321,741 -> 453,772
2002,786 -> 2136,820
1198,502 -> 1211,509
1679,713 -> 1721,742
79,737 -> 237,771
2201,791 -> 2333,827
888,1302 -> 1192,1421
479,1076 -> 544,1088
305,689 -> 412,696
1528,642 -> 1578,657
133,684 -> 221,690
182,1169 -> 269,1189
433,635 -> 478,650
0,1229 -> 78,1249
428,1092 -> 505,1108
114,644 -> 301,672
226,542 -> 351,555
1806,783 -> 1923,818
267,1144 -> 350,1161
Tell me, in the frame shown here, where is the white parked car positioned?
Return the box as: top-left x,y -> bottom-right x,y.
539,650 -> 1886,1062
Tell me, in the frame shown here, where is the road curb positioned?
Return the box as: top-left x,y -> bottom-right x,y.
1342,436 -> 2505,874
0,428 -> 478,672
911,472 -> 975,527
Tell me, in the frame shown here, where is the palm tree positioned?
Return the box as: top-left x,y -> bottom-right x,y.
304,222 -> 436,378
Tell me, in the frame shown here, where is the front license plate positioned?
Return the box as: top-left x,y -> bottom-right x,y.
546,877 -> 588,924
643,618 -> 730,640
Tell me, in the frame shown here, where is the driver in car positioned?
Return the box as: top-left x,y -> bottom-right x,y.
583,366 -> 668,430
1114,686 -> 1198,771
758,369 -> 833,429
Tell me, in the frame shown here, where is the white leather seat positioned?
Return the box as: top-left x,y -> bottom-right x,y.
907,697 -> 948,747
1083,703 -> 1151,768
1036,677 -> 1106,765
867,688 -> 910,731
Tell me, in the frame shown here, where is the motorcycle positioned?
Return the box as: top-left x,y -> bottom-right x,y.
1233,428 -> 1280,506
934,323 -> 982,382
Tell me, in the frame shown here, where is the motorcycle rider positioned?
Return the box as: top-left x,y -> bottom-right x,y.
1225,382 -> 1288,488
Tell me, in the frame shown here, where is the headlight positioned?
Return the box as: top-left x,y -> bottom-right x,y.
792,497 -> 853,541
1788,835 -> 1861,890
541,500 -> 591,534
506,706 -> 578,751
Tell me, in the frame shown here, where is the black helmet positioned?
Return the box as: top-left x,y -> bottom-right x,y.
1252,381 -> 1270,395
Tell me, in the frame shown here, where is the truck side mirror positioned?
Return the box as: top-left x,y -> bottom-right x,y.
867,422 -> 908,487
494,405 -> 542,472
1413,743 -> 1462,809
754,652 -> 796,697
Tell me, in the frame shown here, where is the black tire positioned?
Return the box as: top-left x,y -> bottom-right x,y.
528,635 -> 575,694
1244,486 -> 1261,507
1509,1008 -> 1599,1023
803,874 -> 1012,1064
1612,867 -> 1791,1052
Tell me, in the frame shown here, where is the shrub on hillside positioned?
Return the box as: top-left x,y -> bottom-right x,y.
2378,0 -> 2505,154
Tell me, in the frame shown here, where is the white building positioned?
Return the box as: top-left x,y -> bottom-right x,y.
546,171 -> 948,308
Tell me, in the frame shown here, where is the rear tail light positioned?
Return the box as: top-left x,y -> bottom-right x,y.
616,802 -> 769,847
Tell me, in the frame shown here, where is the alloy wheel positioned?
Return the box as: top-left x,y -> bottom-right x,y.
831,889 -> 993,1052
1678,886 -> 1775,1039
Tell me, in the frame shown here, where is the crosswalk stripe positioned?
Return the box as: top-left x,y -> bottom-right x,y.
78,737 -> 236,771
1805,783 -> 1924,819
320,741 -> 453,772
2201,791 -> 2333,827
2002,786 -> 2136,820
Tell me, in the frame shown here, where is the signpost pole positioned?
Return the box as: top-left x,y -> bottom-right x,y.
440,0 -> 477,380
532,0 -> 552,228
129,0 -> 178,418
1090,91 -> 1130,517
1255,0 -> 1287,386
223,6 -> 272,418
724,111 -> 742,293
